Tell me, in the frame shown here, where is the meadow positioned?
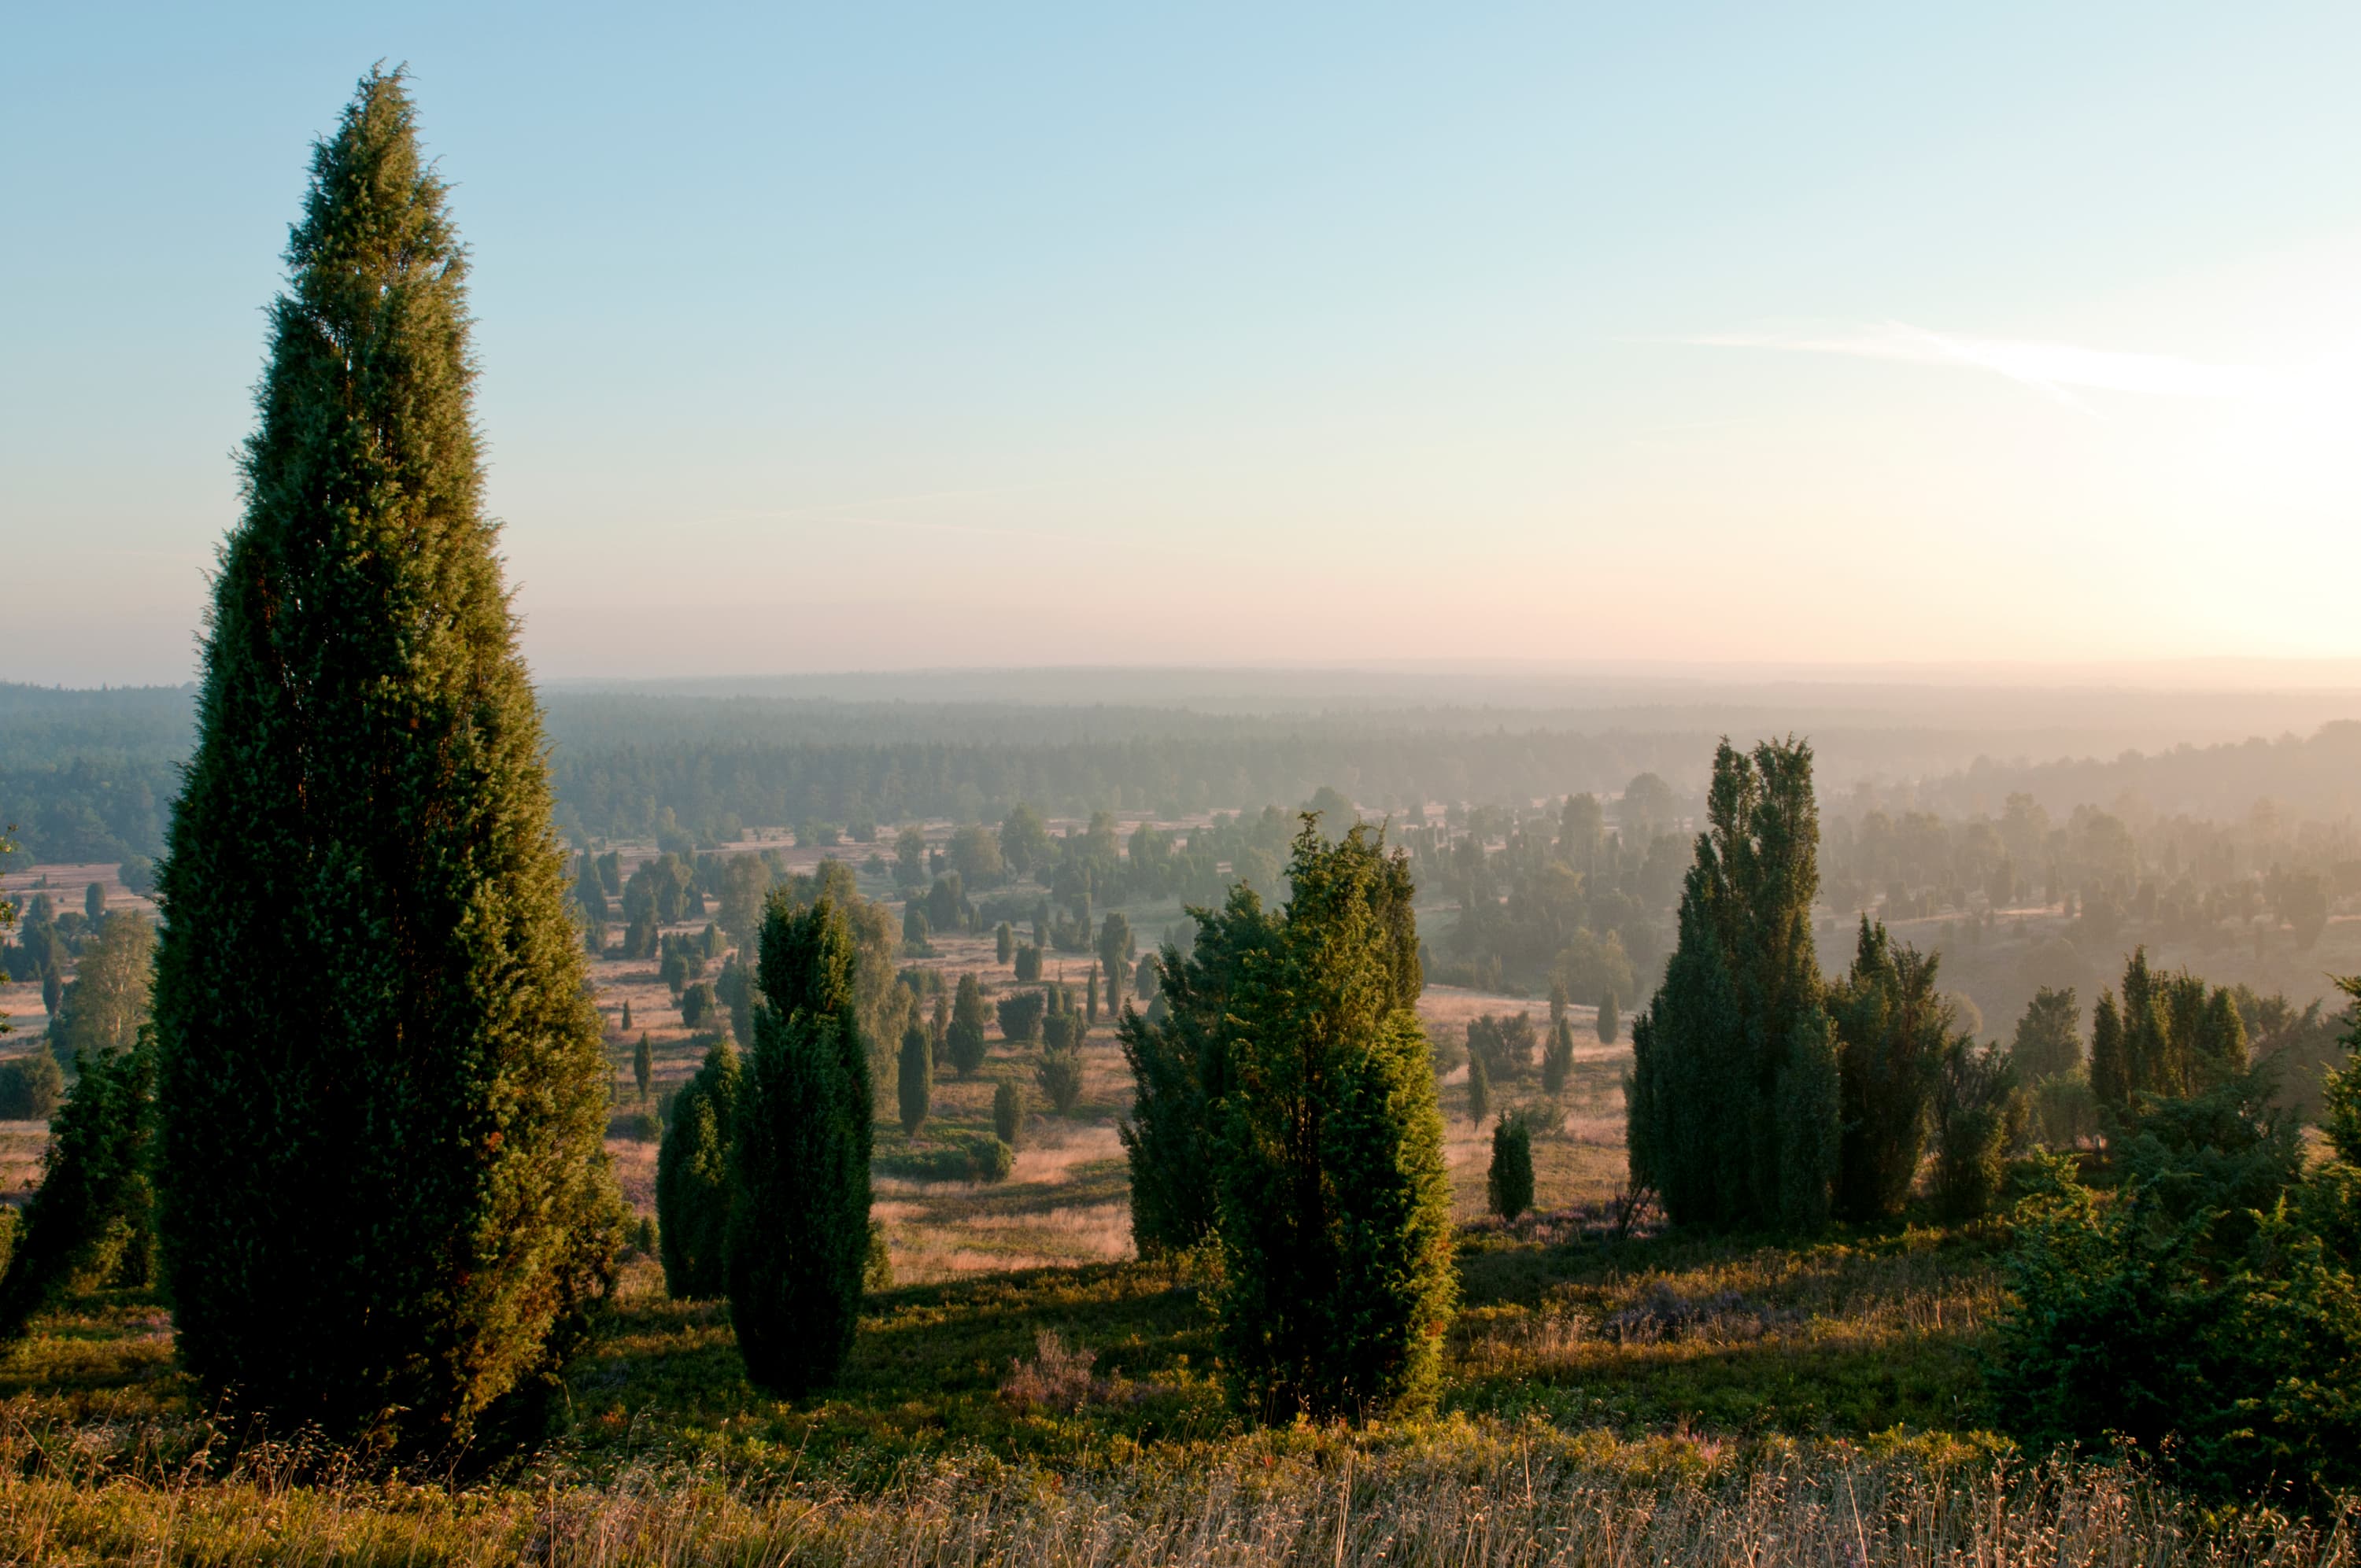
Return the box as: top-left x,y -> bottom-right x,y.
2,822 -> 2355,1564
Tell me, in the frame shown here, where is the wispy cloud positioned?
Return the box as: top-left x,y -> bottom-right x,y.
1677,321 -> 2274,407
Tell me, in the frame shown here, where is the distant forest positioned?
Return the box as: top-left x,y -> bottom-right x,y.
3,681 -> 2358,872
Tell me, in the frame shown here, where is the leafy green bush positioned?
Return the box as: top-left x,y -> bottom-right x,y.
1038,1042 -> 1084,1115
1990,1046 -> 2355,1502
993,1079 -> 1026,1147
0,1052 -> 63,1120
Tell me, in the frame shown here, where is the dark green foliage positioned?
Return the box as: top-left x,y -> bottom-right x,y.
947,972 -> 988,1077
901,902 -> 931,956
996,988 -> 1047,1043
1465,1013 -> 1535,1081
620,998 -> 633,1034
634,1033 -> 653,1101
0,1051 -> 63,1119
1087,965 -> 1100,1025
149,71 -> 617,1450
1096,913 -> 1132,1011
968,1135 -> 1015,1183
1487,1114 -> 1534,1221
1627,739 -> 1834,1234
713,960 -> 752,1045
896,1022 -> 932,1135
1547,978 -> 1567,1031
1216,821 -> 1455,1422
1930,1039 -> 2020,1222
1037,1041 -> 1084,1115
2090,949 -> 2249,1118
660,948 -> 689,997
2010,986 -> 2081,1081
1541,1017 -> 1574,1096
993,1078 -> 1025,1147
1118,887 -> 1273,1258
1990,1041 -> 2355,1502
656,1040 -> 740,1301
995,921 -> 1014,965
0,1027 -> 157,1339
1829,921 -> 1949,1223
681,981 -> 716,1032
2327,976 -> 2361,1163
1466,1046 -> 1491,1125
1597,990 -> 1620,1045
727,894 -> 873,1397
575,851 -> 609,927
1014,943 -> 1043,982
83,882 -> 104,925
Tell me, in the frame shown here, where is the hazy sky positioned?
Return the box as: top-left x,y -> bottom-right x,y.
7,4 -> 2361,684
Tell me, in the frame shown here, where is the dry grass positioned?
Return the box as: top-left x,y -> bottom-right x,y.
0,1416 -> 2349,1566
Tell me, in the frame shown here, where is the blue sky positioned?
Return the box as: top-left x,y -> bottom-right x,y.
7,4 -> 2360,683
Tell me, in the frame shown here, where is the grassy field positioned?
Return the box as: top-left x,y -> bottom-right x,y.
2,834 -> 2354,1562
5,1225 -> 2352,1563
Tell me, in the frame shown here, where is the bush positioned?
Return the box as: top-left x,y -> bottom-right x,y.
1038,1043 -> 1084,1115
611,1110 -> 661,1142
1990,1056 -> 2350,1501
0,1028 -> 156,1339
1487,1114 -> 1534,1221
0,1053 -> 63,1120
996,989 -> 1047,1043
947,974 -> 989,1077
968,1134 -> 1014,1183
896,1022 -> 932,1136
993,1079 -> 1025,1147
1014,943 -> 1043,982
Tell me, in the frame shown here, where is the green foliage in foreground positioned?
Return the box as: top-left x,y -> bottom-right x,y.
150,69 -> 617,1452
1217,820 -> 1455,1422
1991,994 -> 2361,1503
727,894 -> 873,1397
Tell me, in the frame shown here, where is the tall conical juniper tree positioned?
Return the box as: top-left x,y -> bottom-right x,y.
1217,819 -> 1454,1421
1627,738 -> 1838,1232
150,70 -> 619,1448
726,892 -> 873,1396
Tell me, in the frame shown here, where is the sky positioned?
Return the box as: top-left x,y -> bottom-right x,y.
6,3 -> 2361,685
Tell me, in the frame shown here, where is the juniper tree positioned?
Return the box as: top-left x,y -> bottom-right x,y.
655,1039 -> 740,1300
1542,1016 -> 1574,1096
620,998 -> 633,1034
0,1025 -> 157,1339
1037,1041 -> 1085,1114
1118,887 -> 1273,1257
1828,919 -> 1949,1223
896,1021 -> 932,1135
1096,913 -> 1132,1011
1549,977 -> 1568,1031
1626,738 -> 1836,1233
993,1078 -> 1025,1147
1487,1113 -> 1534,1222
1087,965 -> 1100,1026
727,893 -> 873,1396
150,70 -> 617,1448
996,921 -> 1014,965
947,972 -> 988,1076
1217,820 -> 1454,1421
634,1032 -> 654,1101
2011,987 -> 2081,1081
1597,990 -> 1620,1046
1466,1046 -> 1491,1125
